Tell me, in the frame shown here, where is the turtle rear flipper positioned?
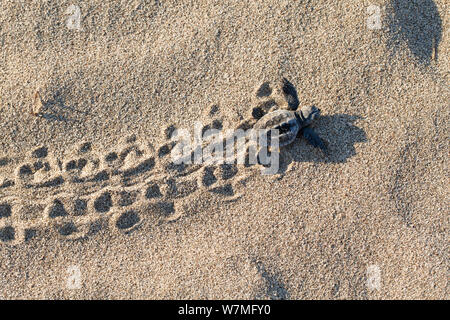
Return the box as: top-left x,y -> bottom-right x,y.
302,127 -> 327,152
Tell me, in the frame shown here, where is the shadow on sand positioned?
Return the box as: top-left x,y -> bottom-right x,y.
387,0 -> 442,64
270,113 -> 367,174
39,88 -> 88,123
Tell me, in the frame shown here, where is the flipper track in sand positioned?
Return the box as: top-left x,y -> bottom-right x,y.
0,81 -> 288,244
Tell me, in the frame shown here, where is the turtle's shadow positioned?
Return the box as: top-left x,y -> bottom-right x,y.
39,88 -> 89,123
386,0 -> 442,64
279,113 -> 367,169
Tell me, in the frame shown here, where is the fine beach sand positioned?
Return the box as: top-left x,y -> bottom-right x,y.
0,0 -> 448,299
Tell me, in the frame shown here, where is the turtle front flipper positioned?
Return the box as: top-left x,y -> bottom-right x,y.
281,78 -> 299,111
302,127 -> 327,152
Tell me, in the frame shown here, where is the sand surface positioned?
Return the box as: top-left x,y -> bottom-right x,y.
0,0 -> 448,299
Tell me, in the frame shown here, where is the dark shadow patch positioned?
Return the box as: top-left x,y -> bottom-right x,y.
156,201 -> 175,216
237,120 -> 254,131
71,177 -> 85,184
162,178 -> 197,199
79,142 -> 92,153
122,158 -> 155,177
77,158 -> 88,170
33,161 -> 44,171
40,112 -> 77,123
59,222 -> 77,236
105,152 -> 118,162
18,164 -> 33,177
32,146 -> 48,158
288,114 -> 367,164
220,163 -> 238,180
94,192 -> 113,213
257,99 -> 277,111
65,159 -> 87,171
49,199 -> 68,218
120,147 -> 143,161
387,0 -> 442,64
65,160 -> 77,171
36,161 -> 50,172
146,184 -> 162,199
0,203 -> 12,218
255,261 -> 290,300
73,199 -> 88,216
210,184 -> 234,197
256,82 -> 272,98
125,135 -> 137,144
0,157 -> 10,167
25,229 -> 37,242
37,176 -> 64,188
119,147 -> 133,161
116,211 -> 140,230
87,219 -> 105,237
165,162 -> 186,174
0,226 -> 15,242
39,87 -> 86,123
118,191 -> 136,207
165,125 -> 177,140
164,178 -> 177,198
209,104 -> 220,117
252,107 -> 265,120
202,166 -> 217,187
91,170 -> 110,182
0,179 -> 14,189
172,180 -> 198,198
158,142 -> 175,158
211,119 -> 223,130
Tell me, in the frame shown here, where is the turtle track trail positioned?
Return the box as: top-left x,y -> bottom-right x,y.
0,81 -> 284,245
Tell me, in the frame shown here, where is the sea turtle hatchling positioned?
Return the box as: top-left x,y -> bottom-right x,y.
252,78 -> 327,151
254,105 -> 327,151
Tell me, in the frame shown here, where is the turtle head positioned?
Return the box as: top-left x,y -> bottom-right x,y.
298,105 -> 321,126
